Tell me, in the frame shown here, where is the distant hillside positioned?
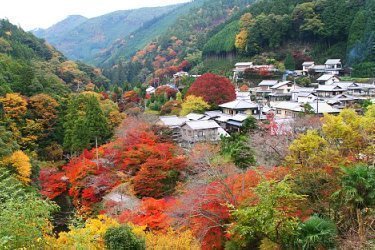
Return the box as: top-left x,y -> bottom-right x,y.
103,0 -> 254,85
94,0 -> 206,66
0,19 -> 109,97
33,15 -> 88,38
32,5 -> 182,63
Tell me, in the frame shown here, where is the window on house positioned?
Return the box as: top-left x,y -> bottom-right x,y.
198,131 -> 203,137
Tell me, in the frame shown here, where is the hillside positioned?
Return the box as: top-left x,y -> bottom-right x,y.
0,19 -> 109,96
102,0 -> 374,85
32,15 -> 88,38
94,0 -> 207,66
201,0 -> 375,76
103,0 -> 254,85
33,5 -> 182,63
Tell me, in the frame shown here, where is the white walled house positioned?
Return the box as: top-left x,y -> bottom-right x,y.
181,120 -> 228,143
219,100 -> 259,115
316,85 -> 346,98
302,61 -> 315,75
317,74 -> 340,85
325,59 -> 343,75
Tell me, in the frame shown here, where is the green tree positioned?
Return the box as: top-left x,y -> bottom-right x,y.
335,165 -> 375,244
229,178 -> 306,248
104,225 -> 145,250
0,172 -> 57,249
295,216 -> 337,250
63,94 -> 110,153
284,53 -> 295,70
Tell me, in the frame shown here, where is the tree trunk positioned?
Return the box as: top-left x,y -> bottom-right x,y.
356,208 -> 365,244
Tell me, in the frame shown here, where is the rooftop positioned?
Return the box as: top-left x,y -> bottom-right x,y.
184,120 -> 221,130
270,81 -> 292,89
325,59 -> 341,65
302,61 -> 315,66
186,113 -> 206,121
259,80 -> 278,86
159,116 -> 187,127
317,85 -> 344,91
317,74 -> 338,81
219,99 -> 258,110
235,62 -> 253,67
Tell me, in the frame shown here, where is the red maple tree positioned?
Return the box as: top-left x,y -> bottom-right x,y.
186,73 -> 236,107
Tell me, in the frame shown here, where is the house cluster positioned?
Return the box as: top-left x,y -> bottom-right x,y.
249,59 -> 375,118
157,96 -> 263,146
157,59 -> 374,145
302,59 -> 343,75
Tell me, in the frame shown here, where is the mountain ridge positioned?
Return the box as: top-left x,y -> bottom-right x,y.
32,4 -> 183,63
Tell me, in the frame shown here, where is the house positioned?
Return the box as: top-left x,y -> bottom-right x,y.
355,83 -> 375,96
181,120 -> 228,144
327,94 -> 365,109
234,62 -> 253,72
296,92 -> 317,103
233,62 -> 253,81
204,111 -> 233,129
317,74 -> 340,85
325,59 -> 343,75
219,99 -> 259,115
291,88 -> 315,102
158,116 -> 188,141
268,81 -> 297,101
236,91 -> 251,100
225,114 -> 250,133
273,102 -> 304,118
272,101 -> 340,118
302,61 -> 315,75
270,81 -> 295,94
173,71 -> 189,78
316,85 -> 346,98
146,86 -> 156,94
311,64 -> 326,74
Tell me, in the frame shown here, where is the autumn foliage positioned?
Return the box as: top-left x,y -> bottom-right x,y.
187,73 -> 236,107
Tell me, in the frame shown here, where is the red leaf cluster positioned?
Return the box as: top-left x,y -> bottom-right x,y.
39,168 -> 68,200
187,73 -> 236,107
118,198 -> 174,232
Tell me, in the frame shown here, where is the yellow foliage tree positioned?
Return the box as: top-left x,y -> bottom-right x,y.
286,107 -> 375,167
46,215 -> 119,250
2,150 -> 32,184
180,95 -> 210,116
0,93 -> 27,120
235,30 -> 249,51
235,13 -> 253,51
286,130 -> 339,168
145,229 -> 200,250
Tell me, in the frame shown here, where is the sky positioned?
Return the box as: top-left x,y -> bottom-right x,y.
0,0 -> 190,31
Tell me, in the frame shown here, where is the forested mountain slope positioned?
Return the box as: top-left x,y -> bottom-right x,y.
94,0 -> 208,66
202,0 -> 375,75
32,15 -> 88,39
104,0 -> 375,85
0,19 -> 109,96
32,5 -> 183,63
103,0 -> 254,85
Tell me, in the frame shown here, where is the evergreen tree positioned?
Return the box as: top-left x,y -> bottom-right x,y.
84,95 -> 110,146
284,53 -> 295,70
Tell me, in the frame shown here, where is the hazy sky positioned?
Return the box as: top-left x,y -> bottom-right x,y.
0,0 -> 190,31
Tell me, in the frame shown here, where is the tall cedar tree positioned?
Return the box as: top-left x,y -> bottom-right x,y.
186,73 -> 236,108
